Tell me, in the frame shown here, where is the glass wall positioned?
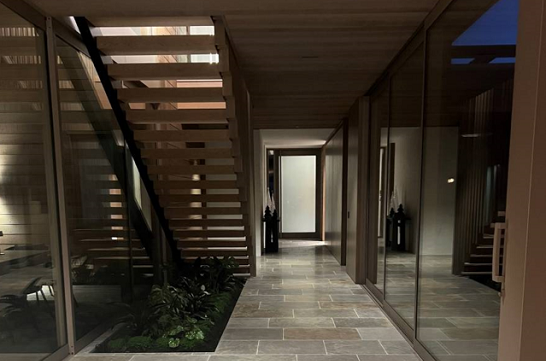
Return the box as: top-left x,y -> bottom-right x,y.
0,3 -> 159,360
368,84 -> 389,294
0,4 -> 67,360
55,37 -> 135,340
384,44 -> 424,327
366,0 -> 519,360
417,0 -> 517,359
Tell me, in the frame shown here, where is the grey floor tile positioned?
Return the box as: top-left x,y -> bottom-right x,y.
439,341 -> 498,355
227,318 -> 269,328
215,341 -> 259,354
284,327 -> 361,340
130,356 -> 209,361
285,295 -> 333,301
435,356 -> 490,361
258,341 -> 326,355
269,317 -> 335,328
441,328 -> 499,340
221,328 -> 283,340
381,341 -> 415,355
231,308 -> 294,318
324,340 -> 386,355
356,309 -> 389,318
260,301 -> 319,309
297,356 -> 359,361
209,356 -> 296,361
357,328 -> 404,341
320,302 -> 377,309
356,356 -> 421,361
334,318 -> 392,328
330,294 -> 373,302
294,309 -> 358,318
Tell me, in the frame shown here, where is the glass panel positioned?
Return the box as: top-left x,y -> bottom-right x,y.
0,5 -> 67,359
55,38 -> 134,340
280,155 -> 316,233
369,85 -> 390,293
384,44 -> 424,326
417,0 -> 518,358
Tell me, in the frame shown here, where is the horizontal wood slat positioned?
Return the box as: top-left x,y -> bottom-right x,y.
117,87 -> 224,103
96,35 -> 216,55
107,63 -> 220,80
142,148 -> 232,159
154,180 -> 238,190
126,109 -> 227,124
134,130 -> 230,142
147,165 -> 235,175
160,194 -> 241,204
178,249 -> 249,257
170,219 -> 244,228
165,207 -> 245,217
178,240 -> 247,248
174,229 -> 246,238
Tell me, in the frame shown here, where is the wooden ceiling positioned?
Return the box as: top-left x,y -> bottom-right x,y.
28,0 -> 439,129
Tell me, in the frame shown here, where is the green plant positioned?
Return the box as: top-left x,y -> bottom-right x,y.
176,277 -> 213,320
126,336 -> 152,352
107,336 -> 129,352
154,336 -> 170,350
110,302 -> 150,336
199,257 -> 243,294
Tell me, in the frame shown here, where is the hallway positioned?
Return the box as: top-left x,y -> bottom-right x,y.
73,240 -> 419,361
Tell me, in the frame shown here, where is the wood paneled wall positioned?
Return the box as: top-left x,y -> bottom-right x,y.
323,123 -> 347,265
345,97 -> 370,283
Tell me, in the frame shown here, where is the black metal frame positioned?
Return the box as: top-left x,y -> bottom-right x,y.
74,17 -> 182,267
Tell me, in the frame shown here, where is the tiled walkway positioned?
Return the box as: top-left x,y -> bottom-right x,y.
71,240 -> 420,361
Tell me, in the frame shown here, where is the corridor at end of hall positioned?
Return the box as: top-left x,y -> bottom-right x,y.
74,240 -> 419,361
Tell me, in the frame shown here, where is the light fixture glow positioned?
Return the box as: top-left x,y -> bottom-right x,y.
447,178 -> 455,184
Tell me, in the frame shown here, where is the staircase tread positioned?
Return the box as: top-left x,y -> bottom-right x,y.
97,35 -> 216,55
107,62 -> 220,80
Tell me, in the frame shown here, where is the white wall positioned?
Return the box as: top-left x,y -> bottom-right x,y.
389,127 -> 422,252
420,127 -> 459,256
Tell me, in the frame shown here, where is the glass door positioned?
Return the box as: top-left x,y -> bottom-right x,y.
277,150 -> 321,239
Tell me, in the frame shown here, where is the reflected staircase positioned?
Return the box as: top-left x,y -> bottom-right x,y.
462,212 -> 505,277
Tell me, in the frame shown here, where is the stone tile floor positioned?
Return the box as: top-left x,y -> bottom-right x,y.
68,240 -> 421,361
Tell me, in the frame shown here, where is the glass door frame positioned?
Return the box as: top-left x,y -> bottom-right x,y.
272,149 -> 323,240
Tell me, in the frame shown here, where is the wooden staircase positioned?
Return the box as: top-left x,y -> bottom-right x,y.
462,214 -> 505,277
80,18 -> 254,276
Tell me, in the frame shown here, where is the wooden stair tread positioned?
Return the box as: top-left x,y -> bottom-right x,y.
170,219 -> 244,227
97,35 -> 216,55
178,249 -> 249,257
160,194 -> 241,204
178,240 -> 246,248
143,148 -> 233,159
134,130 -> 230,142
126,109 -> 227,124
117,87 -> 224,103
165,207 -> 245,217
174,229 -> 246,237
107,63 -> 220,80
147,165 -> 235,175
154,180 -> 238,190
